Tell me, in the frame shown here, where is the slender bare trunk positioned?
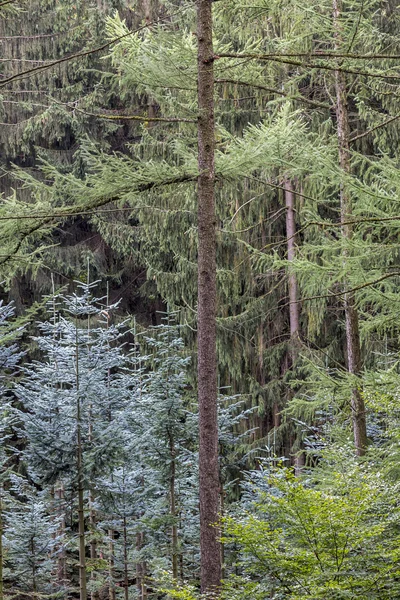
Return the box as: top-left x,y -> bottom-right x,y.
76,322 -> 87,600
197,0 -> 221,593
285,179 -> 304,472
89,492 -> 98,600
57,485 -> 67,590
333,0 -> 367,456
123,517 -> 129,600
136,530 -> 147,600
30,536 -> 37,593
285,179 -> 300,342
108,530 -> 116,600
179,513 -> 184,582
169,435 -> 178,580
220,485 -> 225,580
0,487 -> 3,600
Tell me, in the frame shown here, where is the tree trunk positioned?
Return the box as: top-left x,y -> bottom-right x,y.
0,488 -> 3,600
31,537 -> 37,594
108,530 -> 116,600
90,492 -> 98,600
77,425 -> 87,600
135,530 -> 147,600
285,179 -> 304,472
285,179 -> 300,342
333,0 -> 367,457
169,435 -> 178,580
123,517 -> 129,600
75,323 -> 87,600
57,485 -> 67,592
197,0 -> 221,593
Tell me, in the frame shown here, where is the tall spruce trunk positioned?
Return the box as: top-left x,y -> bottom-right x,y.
197,0 -> 221,593
333,0 -> 367,456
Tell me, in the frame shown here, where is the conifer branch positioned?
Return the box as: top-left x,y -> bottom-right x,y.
297,271 -> 400,303
0,0 -> 18,7
254,51 -> 400,60
54,100 -> 196,123
215,79 -> 330,109
0,10 -> 183,88
308,215 -> 400,227
0,206 -> 192,221
0,173 -> 195,265
216,53 -> 400,80
349,113 -> 400,142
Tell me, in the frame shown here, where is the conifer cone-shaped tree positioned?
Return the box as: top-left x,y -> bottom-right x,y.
3,476 -> 62,597
15,282 -> 138,599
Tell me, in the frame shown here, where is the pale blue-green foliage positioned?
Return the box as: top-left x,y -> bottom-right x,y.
122,320 -> 200,579
16,282 -> 137,486
92,317 -> 252,587
4,475 -> 63,594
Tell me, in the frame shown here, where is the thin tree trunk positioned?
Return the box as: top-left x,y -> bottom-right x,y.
57,484 -> 67,590
136,531 -> 147,600
76,322 -> 87,600
123,517 -> 129,600
220,484 -> 225,580
108,529 -> 116,600
89,491 -> 98,600
179,512 -> 184,582
104,295 -> 116,600
285,179 -> 300,342
31,537 -> 37,594
333,0 -> 367,457
169,435 -> 179,580
197,0 -> 221,593
0,487 -> 3,600
285,179 -> 304,473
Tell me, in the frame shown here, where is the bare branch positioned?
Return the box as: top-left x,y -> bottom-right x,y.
215,78 -> 331,109
350,113 -> 400,142
216,53 -> 400,81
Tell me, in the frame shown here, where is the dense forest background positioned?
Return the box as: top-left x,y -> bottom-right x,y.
2,0 -> 400,598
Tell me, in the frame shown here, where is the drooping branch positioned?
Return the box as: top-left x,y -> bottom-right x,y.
0,172 -> 196,266
215,53 -> 400,81
53,100 -> 196,123
215,78 -> 331,109
0,10 -> 183,87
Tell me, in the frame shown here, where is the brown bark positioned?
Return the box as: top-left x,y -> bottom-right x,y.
333,0 -> 367,456
57,485 -> 67,589
284,179 -> 304,471
197,0 -> 221,593
123,518 -> 129,600
0,487 -> 3,600
284,179 -> 300,342
31,537 -> 37,593
108,530 -> 116,600
76,323 -> 87,600
169,434 -> 179,580
136,531 -> 147,600
90,493 -> 98,600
